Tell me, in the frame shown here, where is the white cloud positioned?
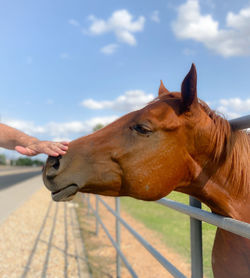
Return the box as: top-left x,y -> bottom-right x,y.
219,98 -> 250,113
46,121 -> 85,137
45,116 -> 118,137
52,137 -> 71,142
3,119 -> 45,135
217,98 -> 250,119
86,116 -> 119,128
82,99 -> 110,110
150,10 -> 160,23
172,0 -> 218,40
208,97 -> 250,119
2,116 -> 119,141
100,44 -> 119,55
215,106 -> 241,120
172,0 -> 250,57
87,9 -> 145,46
81,90 -> 154,112
68,19 -> 80,27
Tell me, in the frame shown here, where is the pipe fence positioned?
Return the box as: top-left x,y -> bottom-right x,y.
82,115 -> 250,278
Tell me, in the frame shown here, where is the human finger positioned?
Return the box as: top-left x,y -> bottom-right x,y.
55,143 -> 68,151
50,145 -> 67,155
60,141 -> 70,146
15,146 -> 37,156
43,142 -> 67,154
44,147 -> 60,157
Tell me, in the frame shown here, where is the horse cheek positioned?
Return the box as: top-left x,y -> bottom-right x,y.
121,159 -> 178,201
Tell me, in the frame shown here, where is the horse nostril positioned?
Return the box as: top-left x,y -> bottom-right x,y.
53,159 -> 60,170
45,155 -> 63,179
48,155 -> 62,171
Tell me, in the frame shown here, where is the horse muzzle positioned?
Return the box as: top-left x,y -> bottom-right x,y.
43,155 -> 80,202
51,184 -> 79,202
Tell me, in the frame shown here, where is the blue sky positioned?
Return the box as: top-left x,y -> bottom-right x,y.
0,0 -> 250,157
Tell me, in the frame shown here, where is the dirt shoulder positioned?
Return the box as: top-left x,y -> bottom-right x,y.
0,181 -> 90,278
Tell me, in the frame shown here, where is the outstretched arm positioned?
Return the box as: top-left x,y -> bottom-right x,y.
0,123 -> 69,156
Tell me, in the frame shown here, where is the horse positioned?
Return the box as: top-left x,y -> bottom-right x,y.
43,64 -> 250,278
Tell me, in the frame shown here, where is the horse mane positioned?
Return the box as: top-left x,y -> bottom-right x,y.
149,94 -> 249,197
199,100 -> 250,198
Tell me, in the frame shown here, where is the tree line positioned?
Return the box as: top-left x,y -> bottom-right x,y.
0,154 -> 44,166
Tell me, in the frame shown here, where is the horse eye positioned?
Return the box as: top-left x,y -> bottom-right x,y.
133,124 -> 152,135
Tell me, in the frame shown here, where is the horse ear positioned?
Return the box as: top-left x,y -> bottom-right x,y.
158,80 -> 170,96
181,63 -> 198,112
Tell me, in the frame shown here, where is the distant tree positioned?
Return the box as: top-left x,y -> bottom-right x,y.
14,157 -> 44,166
16,157 -> 33,166
93,123 -> 104,132
32,159 -> 44,166
0,154 -> 6,165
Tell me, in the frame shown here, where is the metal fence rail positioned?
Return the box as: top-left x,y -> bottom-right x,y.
84,195 -> 186,278
83,114 -> 250,278
156,198 -> 250,239
99,196 -> 186,278
229,114 -> 250,130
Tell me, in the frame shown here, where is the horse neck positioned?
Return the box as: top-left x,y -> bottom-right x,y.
179,130 -> 250,223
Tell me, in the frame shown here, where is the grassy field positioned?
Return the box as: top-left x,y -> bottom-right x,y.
120,192 -> 216,278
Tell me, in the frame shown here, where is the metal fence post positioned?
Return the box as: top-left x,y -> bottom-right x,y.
96,196 -> 99,235
189,196 -> 203,278
116,197 -> 121,278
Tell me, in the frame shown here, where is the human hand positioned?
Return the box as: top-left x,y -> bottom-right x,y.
15,141 -> 69,157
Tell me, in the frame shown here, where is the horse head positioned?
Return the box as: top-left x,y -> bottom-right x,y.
43,64 -> 250,278
42,64 -> 222,202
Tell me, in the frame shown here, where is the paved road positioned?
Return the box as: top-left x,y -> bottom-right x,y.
0,171 -> 42,224
0,170 -> 42,190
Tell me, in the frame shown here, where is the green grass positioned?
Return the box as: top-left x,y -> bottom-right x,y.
121,192 -> 216,278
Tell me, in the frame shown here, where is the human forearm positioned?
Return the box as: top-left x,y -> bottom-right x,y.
0,123 -> 69,156
0,123 -> 38,150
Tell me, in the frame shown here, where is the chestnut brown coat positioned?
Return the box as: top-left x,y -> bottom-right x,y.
43,64 -> 250,278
